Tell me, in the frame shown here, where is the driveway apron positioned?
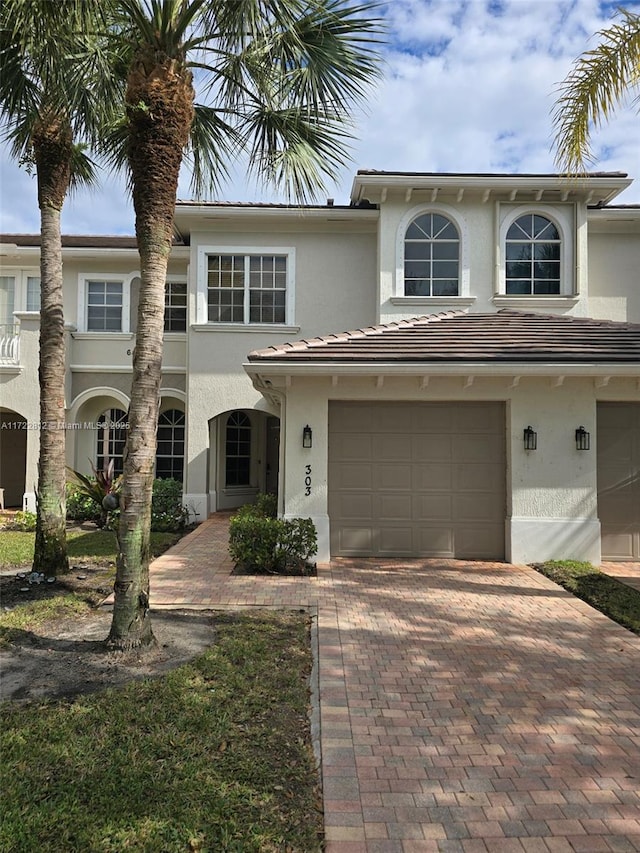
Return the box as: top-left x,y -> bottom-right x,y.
149,517 -> 640,852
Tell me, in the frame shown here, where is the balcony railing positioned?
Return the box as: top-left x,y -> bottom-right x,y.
0,324 -> 20,364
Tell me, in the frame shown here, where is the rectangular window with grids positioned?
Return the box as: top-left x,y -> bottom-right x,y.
87,280 -> 123,331
207,253 -> 287,324
26,276 -> 41,311
164,281 -> 187,332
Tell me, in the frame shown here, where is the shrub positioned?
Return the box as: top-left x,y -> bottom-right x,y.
6,510 -> 37,532
151,478 -> 189,532
66,482 -> 102,524
66,472 -> 188,533
229,502 -> 317,575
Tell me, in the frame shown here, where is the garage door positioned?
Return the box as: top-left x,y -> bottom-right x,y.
328,402 -> 506,559
597,403 -> 640,561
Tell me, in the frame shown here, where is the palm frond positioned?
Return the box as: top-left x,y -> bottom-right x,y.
186,103 -> 238,198
553,8 -> 640,173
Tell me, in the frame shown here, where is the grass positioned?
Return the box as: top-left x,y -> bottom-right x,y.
537,560 -> 640,635
0,529 -> 180,567
0,611 -> 322,853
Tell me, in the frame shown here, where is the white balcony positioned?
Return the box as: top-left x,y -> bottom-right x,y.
0,324 -> 20,364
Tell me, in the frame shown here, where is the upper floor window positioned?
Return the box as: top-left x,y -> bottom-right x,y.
77,273 -> 131,333
26,276 -> 41,311
87,280 -> 123,331
0,271 -> 40,325
207,254 -> 287,324
164,281 -> 187,332
505,214 -> 561,295
0,275 -> 15,328
404,213 -> 459,297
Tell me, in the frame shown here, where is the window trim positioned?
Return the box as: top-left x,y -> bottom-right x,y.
496,204 -> 574,299
155,407 -> 185,483
395,204 -> 470,300
196,245 -> 295,326
0,268 -> 41,321
77,272 -> 133,333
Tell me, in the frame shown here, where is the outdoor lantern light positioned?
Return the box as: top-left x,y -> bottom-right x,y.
523,425 -> 537,451
575,425 -> 590,451
302,424 -> 312,449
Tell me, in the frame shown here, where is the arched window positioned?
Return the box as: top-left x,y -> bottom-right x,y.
225,411 -> 251,487
156,409 -> 185,482
404,213 -> 459,296
506,214 -> 561,295
96,408 -> 127,476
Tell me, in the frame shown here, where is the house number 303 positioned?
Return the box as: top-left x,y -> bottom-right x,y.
304,464 -> 312,496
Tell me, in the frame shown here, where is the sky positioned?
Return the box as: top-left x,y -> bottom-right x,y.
1,0 -> 639,236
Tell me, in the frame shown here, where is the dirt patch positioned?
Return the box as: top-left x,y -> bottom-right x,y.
0,568 -> 220,704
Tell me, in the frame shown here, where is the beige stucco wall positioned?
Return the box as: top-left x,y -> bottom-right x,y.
587,231 -> 640,322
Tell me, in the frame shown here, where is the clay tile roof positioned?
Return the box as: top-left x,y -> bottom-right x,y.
248,310 -> 640,364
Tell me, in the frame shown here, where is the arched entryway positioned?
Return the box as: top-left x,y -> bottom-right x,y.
209,409 -> 280,511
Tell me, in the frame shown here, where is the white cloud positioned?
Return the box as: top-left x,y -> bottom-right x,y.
1,0 -> 638,236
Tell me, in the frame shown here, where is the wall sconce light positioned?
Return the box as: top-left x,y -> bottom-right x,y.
575,425 -> 590,451
523,426 -> 537,451
302,425 -> 312,449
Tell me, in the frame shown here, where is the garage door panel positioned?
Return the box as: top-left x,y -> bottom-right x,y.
456,525 -> 504,559
453,433 -> 503,462
372,434 -> 412,460
337,526 -> 374,554
329,402 -> 505,559
417,526 -> 454,555
413,463 -> 452,491
453,462 -> 503,492
333,433 -> 373,461
376,494 -> 413,521
414,494 -> 453,521
412,406 -> 454,432
379,527 -> 416,554
452,404 -> 503,432
453,494 -> 502,522
412,434 -> 452,461
598,403 -> 640,561
332,493 -> 373,519
374,464 -> 413,490
330,463 -> 372,491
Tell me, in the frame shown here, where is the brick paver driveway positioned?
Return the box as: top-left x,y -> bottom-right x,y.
150,517 -> 640,852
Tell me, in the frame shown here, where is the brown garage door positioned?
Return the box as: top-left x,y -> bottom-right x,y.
598,403 -> 640,561
328,401 -> 506,559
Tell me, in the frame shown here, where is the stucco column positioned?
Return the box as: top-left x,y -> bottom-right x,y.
281,385 -> 330,563
507,379 -> 600,564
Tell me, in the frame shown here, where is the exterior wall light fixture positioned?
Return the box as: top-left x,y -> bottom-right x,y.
523,426 -> 537,451
302,425 -> 312,449
575,426 -> 590,451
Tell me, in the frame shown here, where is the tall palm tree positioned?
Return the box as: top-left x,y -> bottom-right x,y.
553,7 -> 640,173
101,0 -> 383,649
0,2 -> 120,576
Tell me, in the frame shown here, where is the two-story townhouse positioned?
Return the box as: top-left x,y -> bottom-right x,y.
1,170 -> 639,566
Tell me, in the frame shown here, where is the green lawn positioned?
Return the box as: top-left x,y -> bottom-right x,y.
537,560 -> 640,635
0,529 -> 180,568
0,611 -> 322,853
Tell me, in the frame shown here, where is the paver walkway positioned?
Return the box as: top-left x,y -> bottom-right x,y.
149,516 -> 640,852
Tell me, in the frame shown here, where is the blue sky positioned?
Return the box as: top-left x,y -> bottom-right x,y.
1,0 -> 638,235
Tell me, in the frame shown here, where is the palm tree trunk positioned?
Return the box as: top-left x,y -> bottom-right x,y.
32,118 -> 72,576
107,51 -> 194,649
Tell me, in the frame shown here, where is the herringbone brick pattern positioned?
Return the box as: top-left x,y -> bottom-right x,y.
147,515 -> 640,852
